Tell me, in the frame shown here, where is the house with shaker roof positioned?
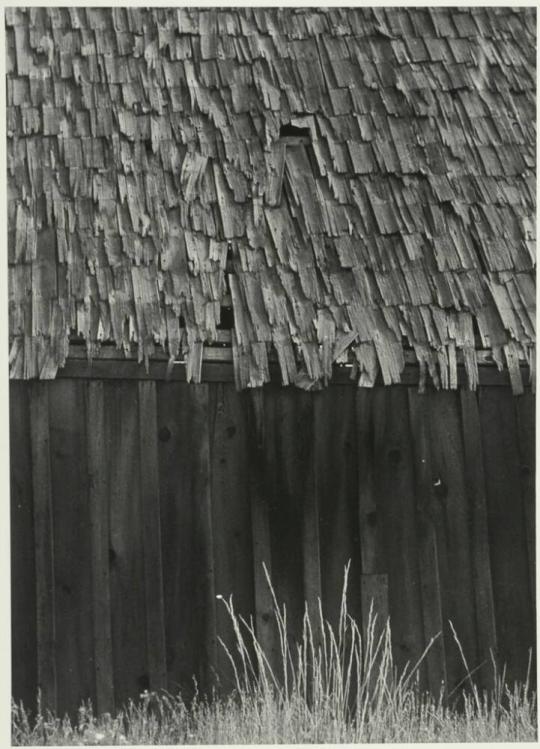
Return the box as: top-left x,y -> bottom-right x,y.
7,6 -> 536,716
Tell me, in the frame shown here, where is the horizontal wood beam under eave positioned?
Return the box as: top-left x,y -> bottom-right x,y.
65,342 -> 521,367
51,355 -> 531,388
279,135 -> 311,146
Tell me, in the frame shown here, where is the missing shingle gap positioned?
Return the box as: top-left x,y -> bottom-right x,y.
216,241 -> 235,331
280,123 -> 311,139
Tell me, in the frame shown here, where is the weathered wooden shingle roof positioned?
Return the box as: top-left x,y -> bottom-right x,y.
7,7 -> 536,390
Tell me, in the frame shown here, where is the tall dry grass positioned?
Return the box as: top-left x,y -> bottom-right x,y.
12,564 -> 537,744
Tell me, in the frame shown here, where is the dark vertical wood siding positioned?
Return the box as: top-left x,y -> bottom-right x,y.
86,382 -> 114,714
10,379 -> 536,715
106,381 -> 147,707
209,385 -> 254,691
157,383 -> 215,695
29,383 -> 56,711
10,383 -> 37,710
408,389 -> 447,694
479,387 -> 536,686
48,380 -> 94,715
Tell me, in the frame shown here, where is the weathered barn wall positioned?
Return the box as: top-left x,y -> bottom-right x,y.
10,376 -> 535,716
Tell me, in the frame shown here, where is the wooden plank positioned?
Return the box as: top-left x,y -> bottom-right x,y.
10,383 -> 38,710
407,393 -> 457,693
356,389 -> 388,634
266,140 -> 286,205
29,382 -> 57,712
56,359 -> 235,382
302,487 -> 323,625
157,381 -> 200,695
355,394 -> 390,702
514,391 -> 536,614
259,387 -> 323,639
280,135 -> 311,146
460,390 -> 497,691
107,381 -> 148,707
427,391 -> 478,693
245,389 -> 279,678
157,382 -> 216,697
138,381 -> 167,692
266,387 -> 305,643
479,386 -> 535,685
54,357 -> 529,387
408,389 -> 447,696
86,381 -> 114,714
360,574 -> 389,634
356,390 -> 377,574
315,386 -> 362,632
299,392 -> 322,628
372,387 -> 424,674
209,383 -> 254,692
48,380 -> 95,716
66,341 -> 522,366
194,386 -> 217,695
271,387 -> 323,647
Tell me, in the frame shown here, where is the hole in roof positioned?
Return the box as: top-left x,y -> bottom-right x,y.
280,123 -> 311,138
217,306 -> 234,331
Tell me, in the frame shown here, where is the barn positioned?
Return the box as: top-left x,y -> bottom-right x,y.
7,6 -> 536,718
